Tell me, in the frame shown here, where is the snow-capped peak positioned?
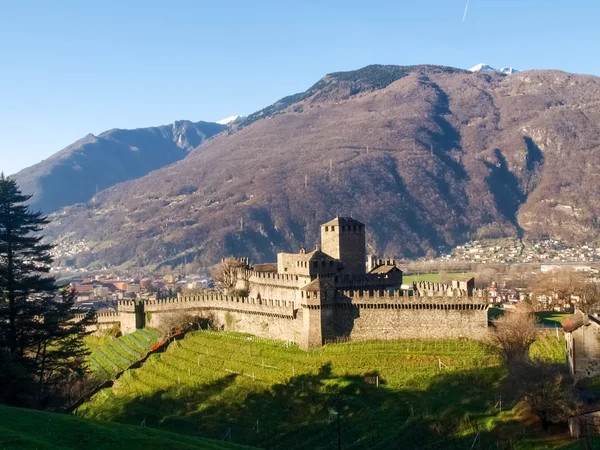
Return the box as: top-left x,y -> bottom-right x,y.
469,63 -> 519,75
216,115 -> 240,125
469,63 -> 497,73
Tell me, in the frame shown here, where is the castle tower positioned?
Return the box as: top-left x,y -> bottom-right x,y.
320,217 -> 366,275
298,278 -> 334,350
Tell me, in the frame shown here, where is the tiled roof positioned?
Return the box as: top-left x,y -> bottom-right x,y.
301,278 -> 334,292
561,311 -> 586,332
368,265 -> 400,274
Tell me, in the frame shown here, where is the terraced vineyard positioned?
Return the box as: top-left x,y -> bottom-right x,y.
78,331 -> 569,449
86,329 -> 159,380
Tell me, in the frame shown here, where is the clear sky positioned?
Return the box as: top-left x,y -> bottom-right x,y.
1,0 -> 599,175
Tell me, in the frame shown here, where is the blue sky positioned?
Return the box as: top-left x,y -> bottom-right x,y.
1,0 -> 599,175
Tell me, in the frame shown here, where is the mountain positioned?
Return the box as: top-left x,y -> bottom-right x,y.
43,64 -> 600,269
469,63 -> 519,75
217,115 -> 241,125
12,120 -> 226,213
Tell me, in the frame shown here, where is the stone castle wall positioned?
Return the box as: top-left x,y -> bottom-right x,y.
568,315 -> 600,380
244,270 -> 309,304
96,283 -> 488,349
322,288 -> 488,342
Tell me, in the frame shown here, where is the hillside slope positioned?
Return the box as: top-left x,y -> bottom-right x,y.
46,65 -> 600,268
13,120 -> 226,212
77,330 -> 566,449
0,404 -> 252,449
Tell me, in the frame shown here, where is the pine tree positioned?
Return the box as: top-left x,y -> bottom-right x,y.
0,175 -> 94,406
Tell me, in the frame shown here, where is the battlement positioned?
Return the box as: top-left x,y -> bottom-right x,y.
341,288 -> 412,299
225,256 -> 249,266
97,311 -> 120,318
413,280 -> 483,298
118,300 -> 137,312
338,288 -> 488,307
369,258 -> 397,268
74,310 -> 120,321
128,294 -> 297,317
245,270 -> 307,287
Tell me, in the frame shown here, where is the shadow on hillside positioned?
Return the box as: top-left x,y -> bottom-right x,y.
91,363 -> 561,450
484,149 -> 526,238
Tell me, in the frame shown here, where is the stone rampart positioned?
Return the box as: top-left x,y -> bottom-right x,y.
138,295 -> 301,342
317,289 -> 489,342
74,310 -> 121,332
414,281 -> 484,298
96,285 -> 489,347
143,295 -> 295,317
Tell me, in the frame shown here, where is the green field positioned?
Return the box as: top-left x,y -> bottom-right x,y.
488,309 -> 570,329
402,272 -> 475,285
85,329 -> 159,380
0,404 -> 252,449
536,311 -> 571,327
77,330 -> 570,449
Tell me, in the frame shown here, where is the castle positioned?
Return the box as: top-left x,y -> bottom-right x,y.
92,218 -> 489,349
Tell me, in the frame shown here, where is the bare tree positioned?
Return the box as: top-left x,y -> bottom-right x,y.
506,360 -> 580,430
487,303 -> 539,367
211,257 -> 245,293
529,269 -> 586,304
156,311 -> 215,340
523,268 -> 600,313
490,302 -> 581,430
474,266 -> 500,289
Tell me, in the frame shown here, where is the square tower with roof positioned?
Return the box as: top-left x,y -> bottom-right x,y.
320,217 -> 366,275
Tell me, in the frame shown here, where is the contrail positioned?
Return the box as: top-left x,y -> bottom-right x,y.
462,0 -> 470,22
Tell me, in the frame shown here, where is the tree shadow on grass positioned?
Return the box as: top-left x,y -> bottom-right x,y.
85,362 -> 568,449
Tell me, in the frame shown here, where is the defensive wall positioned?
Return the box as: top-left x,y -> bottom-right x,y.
117,295 -> 303,344
89,280 -> 489,350
75,311 -> 121,332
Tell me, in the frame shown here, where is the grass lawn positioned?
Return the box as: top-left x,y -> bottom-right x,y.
77,330 -> 571,449
488,310 -> 570,329
402,272 -> 475,285
536,311 -> 571,327
0,404 -> 252,449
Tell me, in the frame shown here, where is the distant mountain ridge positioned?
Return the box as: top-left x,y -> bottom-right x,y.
12,120 -> 226,212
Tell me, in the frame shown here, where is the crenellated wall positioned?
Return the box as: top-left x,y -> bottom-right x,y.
328,288 -> 488,341
87,283 -> 488,348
